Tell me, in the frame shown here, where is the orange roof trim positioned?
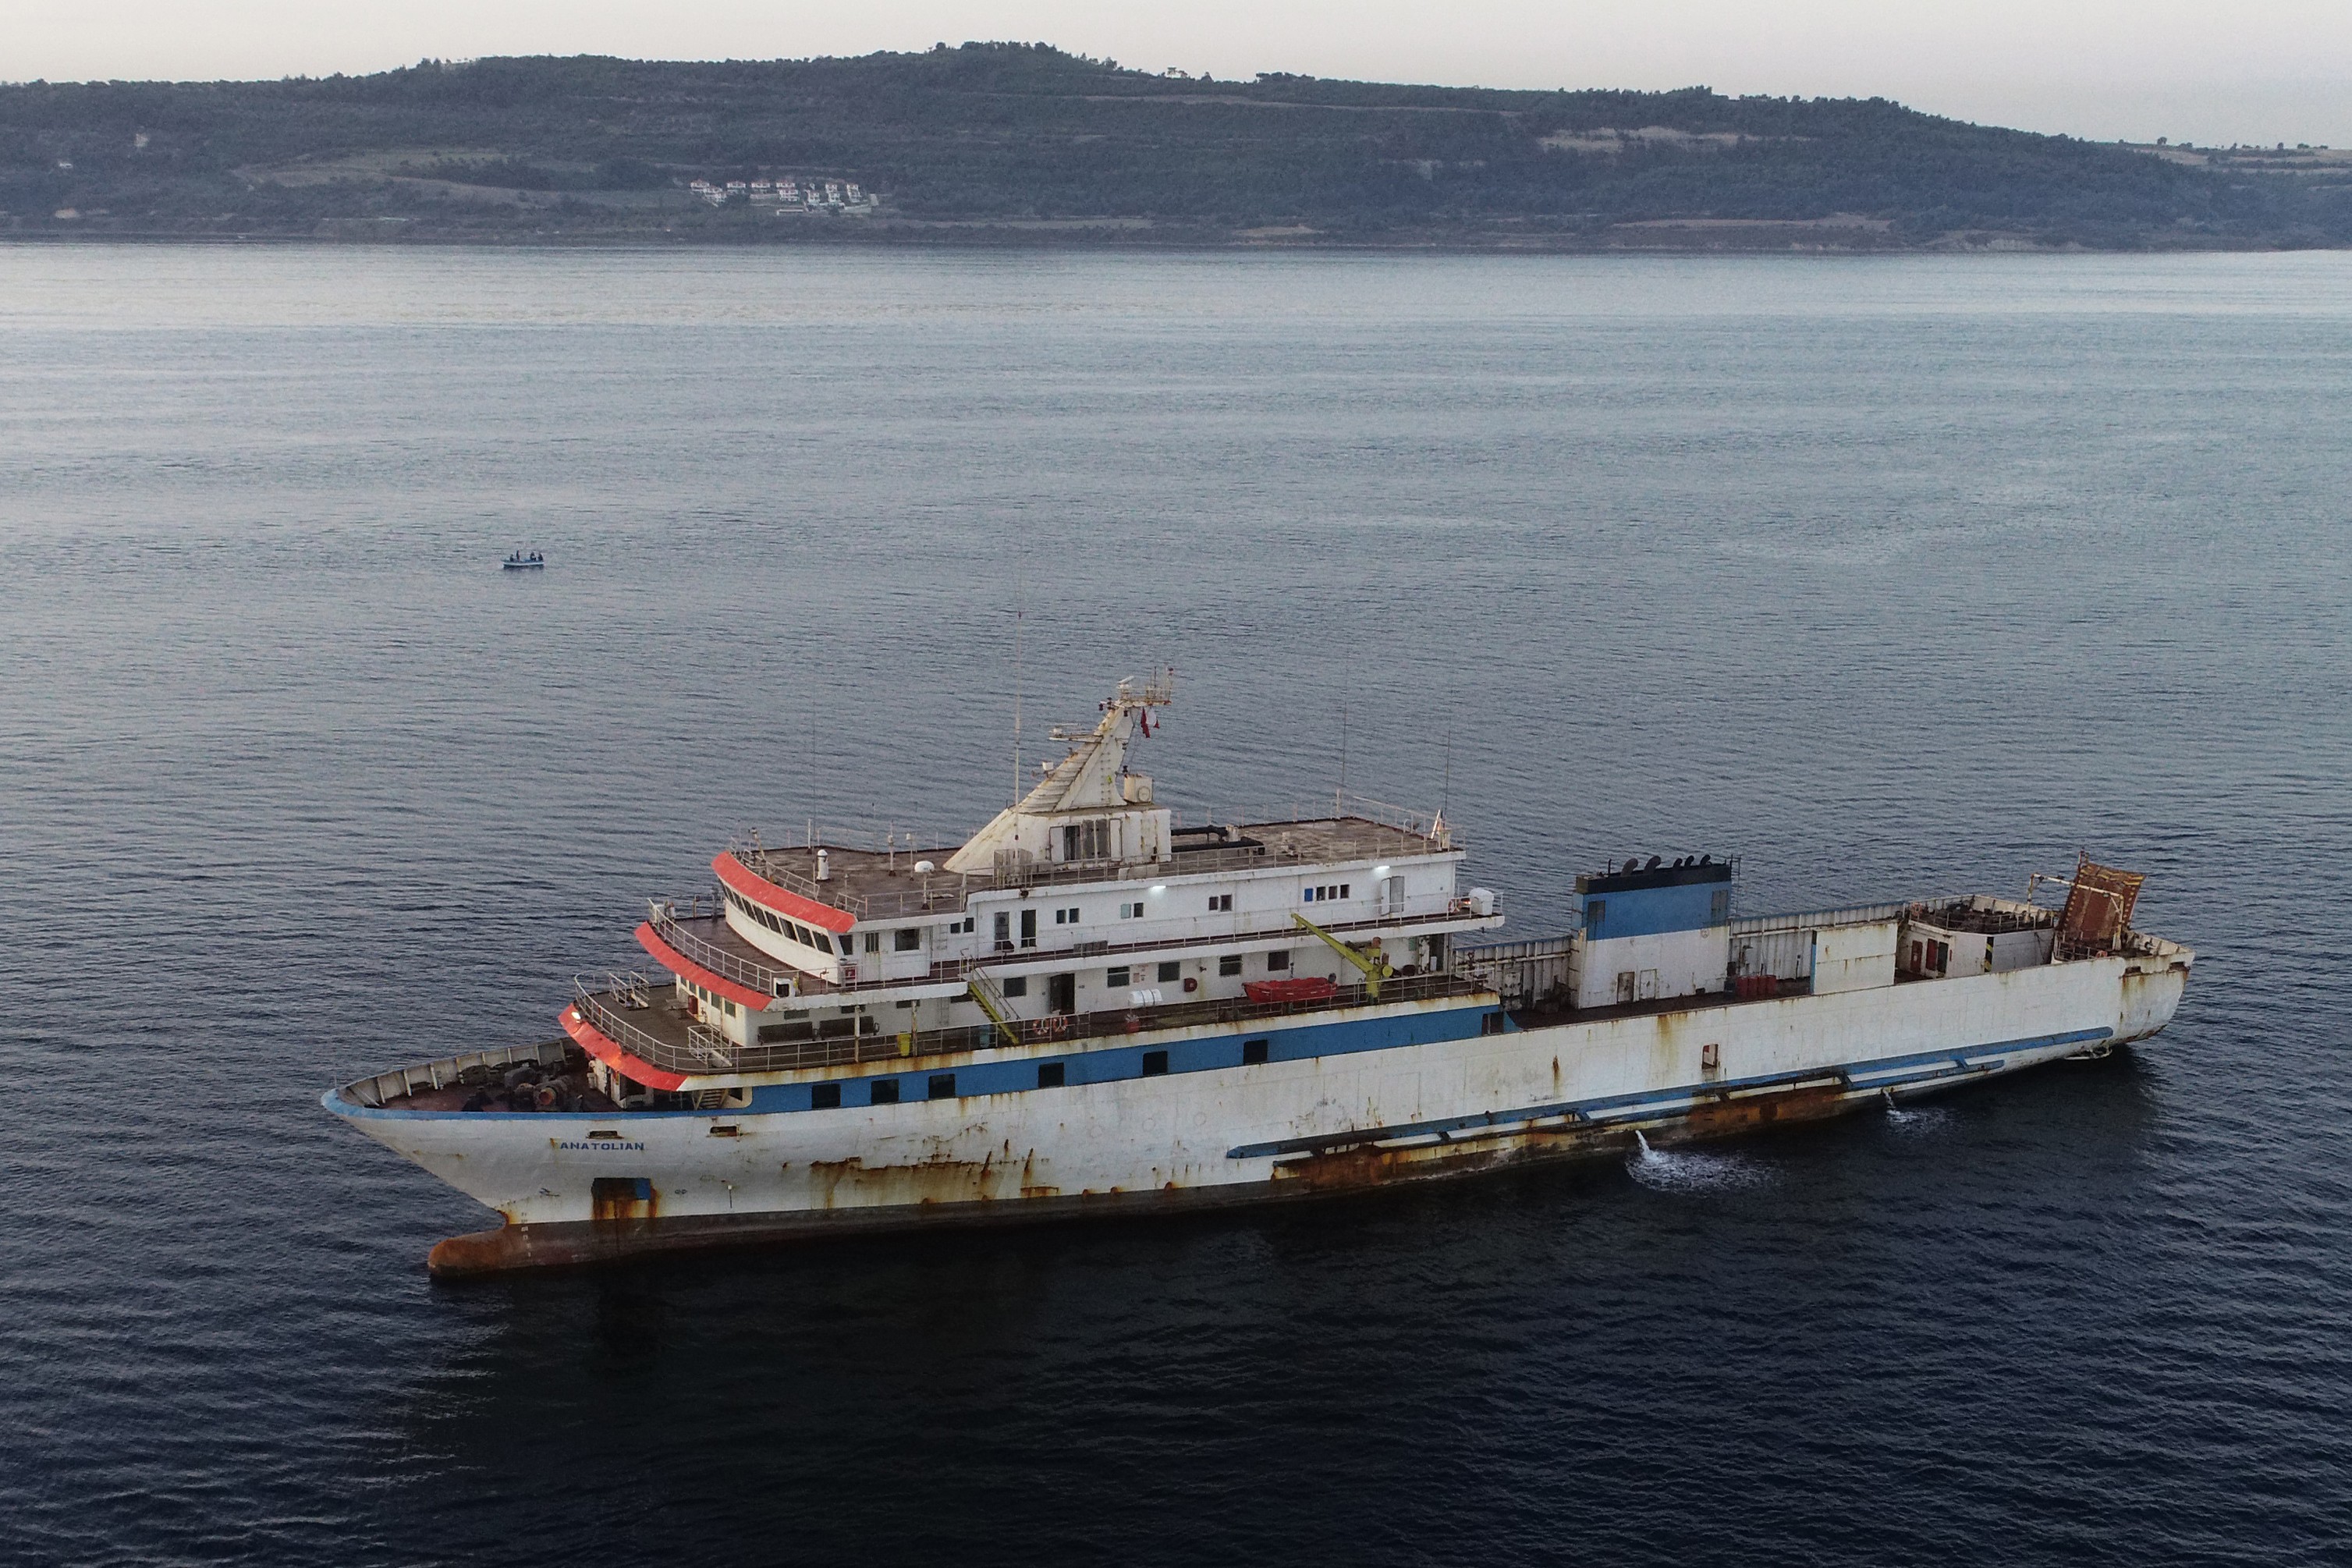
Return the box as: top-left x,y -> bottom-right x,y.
711,852 -> 859,935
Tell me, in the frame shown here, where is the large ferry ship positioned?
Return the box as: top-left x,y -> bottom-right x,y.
327,676 -> 2194,1275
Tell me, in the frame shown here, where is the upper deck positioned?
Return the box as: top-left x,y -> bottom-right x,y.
730,809 -> 1458,924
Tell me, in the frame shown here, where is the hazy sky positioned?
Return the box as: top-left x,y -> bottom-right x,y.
12,2 -> 2352,146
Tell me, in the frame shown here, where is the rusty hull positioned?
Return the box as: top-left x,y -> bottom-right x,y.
426,1075 -> 1880,1278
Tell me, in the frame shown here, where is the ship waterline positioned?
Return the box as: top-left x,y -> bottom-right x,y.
324,676 -> 2193,1275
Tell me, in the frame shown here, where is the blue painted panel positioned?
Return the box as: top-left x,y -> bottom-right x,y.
1584,881 -> 1729,940
746,1001 -> 1504,1112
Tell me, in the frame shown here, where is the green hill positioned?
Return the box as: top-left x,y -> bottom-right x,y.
5,43 -> 2348,248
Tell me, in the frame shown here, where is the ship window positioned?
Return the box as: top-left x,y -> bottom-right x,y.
1219,954 -> 1243,977
1243,1038 -> 1270,1065
893,928 -> 921,952
1265,950 -> 1290,972
1054,907 -> 1080,925
1158,961 -> 1180,982
810,1083 -> 841,1109
1020,909 -> 1038,948
928,1073 -> 956,1101
995,912 -> 1012,949
1340,884 -> 1350,899
1120,901 -> 1144,919
1002,976 -> 1029,997
1141,1050 -> 1169,1077
1208,894 -> 1233,913
723,999 -> 737,1017
864,931 -> 881,953
894,999 -> 915,1009
1107,966 -> 1130,987
868,1078 -> 899,1105
1038,1062 -> 1065,1088
1481,1011 -> 1506,1036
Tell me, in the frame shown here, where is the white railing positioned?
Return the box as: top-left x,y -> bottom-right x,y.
573,977 -> 738,1077
728,842 -> 872,919
647,899 -> 794,995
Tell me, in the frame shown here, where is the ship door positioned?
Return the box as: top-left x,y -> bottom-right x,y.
1048,973 -> 1076,1016
591,1176 -> 654,1222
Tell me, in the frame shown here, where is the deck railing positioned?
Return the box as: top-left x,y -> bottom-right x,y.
573,979 -> 739,1076
733,974 -> 1489,1075
576,969 -> 1492,1081
729,843 -> 874,920
647,899 -> 793,995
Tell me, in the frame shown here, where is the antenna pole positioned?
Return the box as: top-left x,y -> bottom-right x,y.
1337,698 -> 1348,814
1440,702 -> 1453,819
1011,605 -> 1026,804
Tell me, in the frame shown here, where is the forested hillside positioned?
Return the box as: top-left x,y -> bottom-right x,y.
5,43 -> 2347,247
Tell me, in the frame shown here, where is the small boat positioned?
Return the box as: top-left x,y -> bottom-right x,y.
502,551 -> 545,570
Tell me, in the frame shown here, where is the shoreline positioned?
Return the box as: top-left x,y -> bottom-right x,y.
2,229 -> 2335,256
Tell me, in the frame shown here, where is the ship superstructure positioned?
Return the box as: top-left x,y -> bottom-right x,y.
327,676 -> 2194,1275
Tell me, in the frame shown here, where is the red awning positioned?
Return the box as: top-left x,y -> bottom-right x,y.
633,921 -> 773,1011
561,1005 -> 689,1093
711,852 -> 858,934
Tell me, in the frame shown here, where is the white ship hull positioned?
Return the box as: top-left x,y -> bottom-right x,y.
329,943 -> 2188,1276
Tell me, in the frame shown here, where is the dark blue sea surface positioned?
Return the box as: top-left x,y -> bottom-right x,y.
2,247 -> 2347,1566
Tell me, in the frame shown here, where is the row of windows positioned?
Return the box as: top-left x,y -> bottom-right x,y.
684,979 -> 740,1018
972,884 -> 1372,938
725,887 -> 844,955
803,1036 -> 1280,1108
995,952 -> 1290,999
1105,961 -> 1185,987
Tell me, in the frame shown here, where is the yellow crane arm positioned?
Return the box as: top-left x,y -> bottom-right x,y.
966,977 -> 1025,1048
1290,913 -> 1392,999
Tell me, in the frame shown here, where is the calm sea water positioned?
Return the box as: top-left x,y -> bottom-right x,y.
3,247 -> 2348,1566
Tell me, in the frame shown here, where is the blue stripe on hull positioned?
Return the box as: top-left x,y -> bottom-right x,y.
1223,1027 -> 2110,1159
743,1001 -> 1506,1112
